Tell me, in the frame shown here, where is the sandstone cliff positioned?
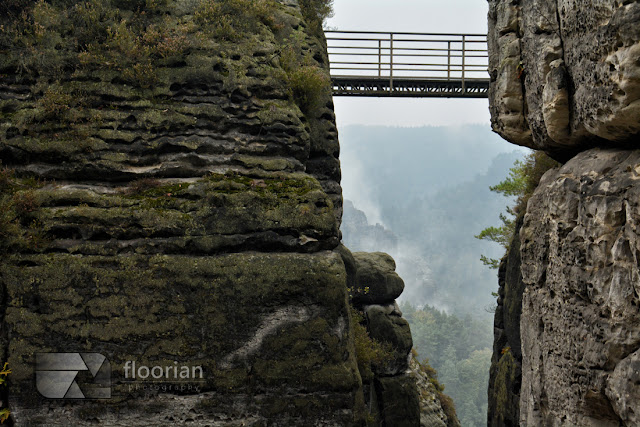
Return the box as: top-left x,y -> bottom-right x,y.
487,1 -> 640,425
520,148 -> 640,426
0,0 -> 436,425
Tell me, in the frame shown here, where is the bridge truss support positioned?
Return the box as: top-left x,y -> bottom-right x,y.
331,76 -> 489,98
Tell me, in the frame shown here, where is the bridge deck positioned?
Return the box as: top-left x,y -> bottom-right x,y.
326,31 -> 489,98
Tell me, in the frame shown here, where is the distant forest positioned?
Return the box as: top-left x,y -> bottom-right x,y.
339,124 -> 526,426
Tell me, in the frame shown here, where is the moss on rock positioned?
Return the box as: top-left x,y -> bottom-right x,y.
3,251 -> 359,417
0,0 -> 354,425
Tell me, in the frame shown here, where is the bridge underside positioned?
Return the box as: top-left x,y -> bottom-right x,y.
331,76 -> 489,98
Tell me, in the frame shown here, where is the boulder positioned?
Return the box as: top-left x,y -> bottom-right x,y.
351,252 -> 405,305
366,304 -> 413,376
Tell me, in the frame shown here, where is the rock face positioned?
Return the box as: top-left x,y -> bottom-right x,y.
487,216 -> 524,427
0,1 -> 449,425
408,357 -> 461,427
0,1 -> 361,425
519,148 -> 640,426
488,0 -> 640,159
488,1 -> 640,426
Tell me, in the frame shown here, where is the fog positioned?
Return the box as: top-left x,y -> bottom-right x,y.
339,124 -> 528,315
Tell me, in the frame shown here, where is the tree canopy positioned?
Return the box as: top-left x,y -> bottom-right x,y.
475,151 -> 560,268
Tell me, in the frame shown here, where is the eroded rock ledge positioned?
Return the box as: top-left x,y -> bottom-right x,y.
488,0 -> 640,159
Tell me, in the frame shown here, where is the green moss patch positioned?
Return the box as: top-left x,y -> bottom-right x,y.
493,348 -> 518,423
0,169 -> 47,252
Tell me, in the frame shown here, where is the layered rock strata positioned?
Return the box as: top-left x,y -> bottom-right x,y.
0,1 -> 352,425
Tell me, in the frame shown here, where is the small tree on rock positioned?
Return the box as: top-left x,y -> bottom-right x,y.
476,151 -> 559,268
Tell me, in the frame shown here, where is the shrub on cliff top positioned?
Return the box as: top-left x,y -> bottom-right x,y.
194,0 -> 277,40
288,65 -> 330,114
278,33 -> 331,115
299,0 -> 333,34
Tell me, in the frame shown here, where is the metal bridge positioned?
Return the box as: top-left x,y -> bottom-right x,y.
325,31 -> 489,98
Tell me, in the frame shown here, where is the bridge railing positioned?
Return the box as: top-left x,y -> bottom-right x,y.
324,31 -> 488,88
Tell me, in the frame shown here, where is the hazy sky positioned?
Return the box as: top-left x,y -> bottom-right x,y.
326,0 -> 491,127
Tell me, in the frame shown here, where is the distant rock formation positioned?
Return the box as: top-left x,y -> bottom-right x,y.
342,200 -> 398,253
487,1 -> 640,425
